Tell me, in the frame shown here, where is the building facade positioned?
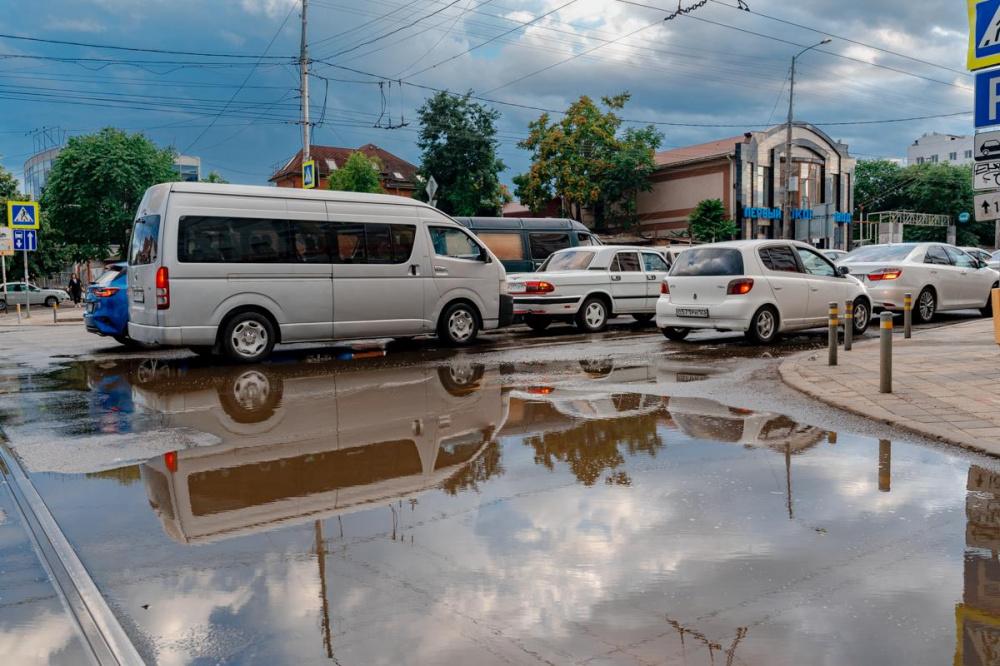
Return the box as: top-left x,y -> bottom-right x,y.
907,132 -> 973,166
636,123 -> 856,248
269,144 -> 418,195
174,154 -> 201,181
23,147 -> 62,200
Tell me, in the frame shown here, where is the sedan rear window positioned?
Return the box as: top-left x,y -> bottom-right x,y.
539,250 -> 594,271
842,244 -> 916,263
670,248 -> 744,276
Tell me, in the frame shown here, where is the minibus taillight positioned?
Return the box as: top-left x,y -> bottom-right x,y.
727,278 -> 754,295
155,267 -> 170,309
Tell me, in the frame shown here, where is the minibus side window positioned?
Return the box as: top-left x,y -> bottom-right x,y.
528,232 -> 571,260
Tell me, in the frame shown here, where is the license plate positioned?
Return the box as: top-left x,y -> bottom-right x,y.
676,307 -> 709,318
132,289 -> 144,303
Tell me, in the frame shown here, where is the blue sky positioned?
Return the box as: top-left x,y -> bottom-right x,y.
0,0 -> 975,190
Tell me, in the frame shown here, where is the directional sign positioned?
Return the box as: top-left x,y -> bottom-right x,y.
6,201 -> 39,230
302,159 -> 316,189
969,0 -> 1000,70
13,229 -> 37,252
959,212 -> 972,223
975,191 -> 1000,221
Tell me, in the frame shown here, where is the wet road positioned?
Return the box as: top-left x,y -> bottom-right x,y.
0,314 -> 997,665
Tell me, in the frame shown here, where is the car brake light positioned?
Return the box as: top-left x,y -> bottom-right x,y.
727,278 -> 754,295
660,281 -> 670,295
155,267 -> 169,309
868,268 -> 902,281
93,287 -> 119,298
164,451 -> 178,473
522,280 -> 555,294
526,386 -> 555,395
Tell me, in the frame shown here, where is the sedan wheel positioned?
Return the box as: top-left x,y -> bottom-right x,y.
575,297 -> 608,333
852,299 -> 870,336
915,288 -> 936,324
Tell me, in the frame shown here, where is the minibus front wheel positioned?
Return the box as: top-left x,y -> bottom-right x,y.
221,310 -> 277,363
438,301 -> 480,346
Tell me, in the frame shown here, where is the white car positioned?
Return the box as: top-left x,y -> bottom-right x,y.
990,249 -> 1000,271
840,243 -> 999,323
962,247 -> 993,265
0,282 -> 71,308
822,249 -> 849,263
655,240 -> 871,343
507,245 -> 671,332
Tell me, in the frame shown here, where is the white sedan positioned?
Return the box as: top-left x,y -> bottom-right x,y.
656,240 -> 871,343
507,245 -> 671,332
840,243 -> 999,322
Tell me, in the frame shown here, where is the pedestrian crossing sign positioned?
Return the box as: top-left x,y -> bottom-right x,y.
969,0 -> 1000,70
302,159 -> 316,189
6,201 -> 39,230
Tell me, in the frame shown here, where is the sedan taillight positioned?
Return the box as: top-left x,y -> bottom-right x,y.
521,280 -> 555,294
727,278 -> 754,295
868,268 -> 903,281
660,281 -> 670,295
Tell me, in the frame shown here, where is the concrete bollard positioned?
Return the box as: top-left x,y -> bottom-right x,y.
15,303 -> 21,324
843,300 -> 853,351
828,302 -> 838,366
52,301 -> 58,324
879,312 -> 893,394
903,293 -> 912,339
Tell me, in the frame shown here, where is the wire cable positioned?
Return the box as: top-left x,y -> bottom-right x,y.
322,0 -> 465,60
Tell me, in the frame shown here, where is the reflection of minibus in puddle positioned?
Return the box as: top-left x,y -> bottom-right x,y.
136,361 -> 507,544
667,396 -> 825,451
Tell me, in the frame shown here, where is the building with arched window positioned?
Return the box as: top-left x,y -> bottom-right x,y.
636,123 -> 856,249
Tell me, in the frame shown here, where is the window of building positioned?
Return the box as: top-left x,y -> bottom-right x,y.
931,155 -> 939,163
966,150 -> 974,159
177,164 -> 199,182
528,232 -> 571,260
949,152 -> 957,161
916,157 -> 925,164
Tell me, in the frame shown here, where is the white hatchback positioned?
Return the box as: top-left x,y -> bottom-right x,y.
656,240 -> 871,343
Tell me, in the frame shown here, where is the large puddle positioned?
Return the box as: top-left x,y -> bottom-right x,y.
0,355 -> 996,665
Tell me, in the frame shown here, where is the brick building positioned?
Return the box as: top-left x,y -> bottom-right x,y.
269,144 -> 418,195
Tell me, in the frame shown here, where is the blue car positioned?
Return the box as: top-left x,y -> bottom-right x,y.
84,262 -> 134,346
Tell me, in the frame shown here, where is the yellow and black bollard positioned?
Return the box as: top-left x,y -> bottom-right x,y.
879,312 -> 893,393
903,292 -> 912,339
52,300 -> 58,324
843,300 -> 853,351
828,301 -> 838,366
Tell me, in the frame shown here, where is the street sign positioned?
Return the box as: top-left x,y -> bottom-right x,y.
960,212 -> 972,223
425,176 -> 438,202
0,228 -> 12,256
975,191 -> 1000,220
302,159 -> 316,189
6,201 -> 39,230
13,229 -> 37,252
969,0 -> 1000,70
975,160 -> 1000,190
976,67 -> 1000,128
975,130 -> 1000,160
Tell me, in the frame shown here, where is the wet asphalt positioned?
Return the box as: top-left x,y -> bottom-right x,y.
0,311 -> 997,665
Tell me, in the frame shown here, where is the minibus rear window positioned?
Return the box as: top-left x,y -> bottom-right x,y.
529,232 -> 571,260
129,215 -> 160,266
477,233 -> 525,260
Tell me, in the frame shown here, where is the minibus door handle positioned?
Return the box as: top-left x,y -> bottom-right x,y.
434,266 -> 449,276
409,264 -> 420,276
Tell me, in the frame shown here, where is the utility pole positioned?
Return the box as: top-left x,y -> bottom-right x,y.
300,0 -> 311,168
782,38 -> 831,240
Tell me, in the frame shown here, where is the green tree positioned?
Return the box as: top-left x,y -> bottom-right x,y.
514,93 -> 661,230
853,159 -> 906,216
414,91 -> 506,215
201,170 -> 228,183
0,167 -> 67,281
326,151 -> 383,193
687,199 -> 738,242
0,165 -> 18,200
41,128 -> 176,262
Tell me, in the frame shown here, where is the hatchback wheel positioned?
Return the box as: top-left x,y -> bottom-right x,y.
438,302 -> 479,346
745,306 -> 779,344
222,312 -> 276,363
915,288 -> 936,324
661,327 -> 690,341
632,313 -> 655,325
575,297 -> 608,333
852,298 -> 871,336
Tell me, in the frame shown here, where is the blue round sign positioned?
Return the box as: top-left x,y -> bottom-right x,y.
959,212 -> 971,223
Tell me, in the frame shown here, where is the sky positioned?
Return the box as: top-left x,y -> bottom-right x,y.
0,0 -> 976,192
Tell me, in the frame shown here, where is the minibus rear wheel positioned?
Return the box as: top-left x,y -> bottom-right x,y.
221,311 -> 276,363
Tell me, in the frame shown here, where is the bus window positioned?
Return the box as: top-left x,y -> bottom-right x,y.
477,232 -> 525,261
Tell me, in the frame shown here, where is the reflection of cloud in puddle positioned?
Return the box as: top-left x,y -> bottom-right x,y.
0,612 -> 78,666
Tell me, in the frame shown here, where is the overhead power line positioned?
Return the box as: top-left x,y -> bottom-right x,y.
322,0 -> 465,59
0,32 -> 292,59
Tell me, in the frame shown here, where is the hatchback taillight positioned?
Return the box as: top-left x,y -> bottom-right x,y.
868,268 -> 902,281
93,287 -> 119,298
660,281 -> 670,295
155,267 -> 170,309
727,278 -> 754,295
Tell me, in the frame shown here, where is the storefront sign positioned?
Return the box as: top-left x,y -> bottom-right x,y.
742,207 -> 815,220
833,212 -> 852,223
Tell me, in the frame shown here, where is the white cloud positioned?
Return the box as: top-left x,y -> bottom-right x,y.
45,18 -> 107,33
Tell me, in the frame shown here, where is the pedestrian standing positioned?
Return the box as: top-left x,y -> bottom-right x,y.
68,273 -> 83,308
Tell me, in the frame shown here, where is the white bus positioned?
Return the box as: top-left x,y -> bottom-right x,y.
127,183 -> 513,362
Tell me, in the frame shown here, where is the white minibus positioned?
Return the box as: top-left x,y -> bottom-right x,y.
127,183 -> 513,362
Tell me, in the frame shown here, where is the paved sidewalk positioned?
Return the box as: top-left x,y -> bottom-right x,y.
780,318 -> 1000,456
0,305 -> 84,327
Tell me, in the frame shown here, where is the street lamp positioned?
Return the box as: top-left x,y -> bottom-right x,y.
782,38 -> 832,240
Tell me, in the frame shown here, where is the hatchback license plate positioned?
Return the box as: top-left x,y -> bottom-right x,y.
676,307 -> 709,318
